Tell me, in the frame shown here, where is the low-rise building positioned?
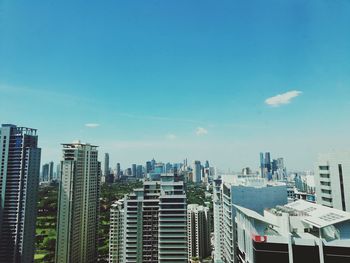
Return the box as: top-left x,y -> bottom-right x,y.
236,200 -> 350,263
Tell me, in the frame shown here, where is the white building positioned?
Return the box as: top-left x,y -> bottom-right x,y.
214,175 -> 288,263
109,200 -> 124,263
55,142 -> 100,263
315,153 -> 350,212
212,177 -> 224,263
236,200 -> 350,263
187,204 -> 211,261
108,174 -> 188,263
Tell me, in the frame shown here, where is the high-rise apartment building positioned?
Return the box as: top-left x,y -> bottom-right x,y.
0,124 -> 41,263
55,142 -> 100,263
315,153 -> 350,212
187,204 -> 211,261
108,174 -> 188,263
213,177 -> 224,263
109,200 -> 125,263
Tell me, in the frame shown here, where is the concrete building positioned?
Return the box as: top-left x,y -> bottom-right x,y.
212,177 -> 224,263
109,200 -> 125,263
215,175 -> 288,263
48,161 -> 54,181
56,163 -> 61,181
136,165 -> 143,178
108,174 -> 188,263
104,153 -> 110,177
187,204 -> 211,261
115,163 -> 121,181
146,161 -> 152,173
0,124 -> 41,263
192,161 -> 202,184
55,142 -> 100,263
236,200 -> 350,263
41,163 -> 49,182
315,153 -> 350,212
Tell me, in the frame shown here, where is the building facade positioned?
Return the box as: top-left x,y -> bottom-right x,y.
187,204 -> 211,261
108,174 -> 188,263
192,161 -> 202,184
0,124 -> 41,263
55,142 -> 100,263
236,200 -> 350,263
215,175 -> 288,263
315,153 -> 350,212
109,200 -> 125,263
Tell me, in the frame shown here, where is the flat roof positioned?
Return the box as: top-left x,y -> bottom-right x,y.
285,200 -> 350,228
234,204 -> 278,226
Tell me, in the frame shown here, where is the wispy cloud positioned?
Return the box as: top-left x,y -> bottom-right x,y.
85,123 -> 100,128
195,127 -> 208,136
165,133 -> 177,140
265,90 -> 302,107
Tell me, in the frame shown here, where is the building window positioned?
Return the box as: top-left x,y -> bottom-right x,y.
338,164 -> 346,211
319,166 -> 329,170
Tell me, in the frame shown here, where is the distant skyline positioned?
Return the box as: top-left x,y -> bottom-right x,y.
1,0 -> 350,170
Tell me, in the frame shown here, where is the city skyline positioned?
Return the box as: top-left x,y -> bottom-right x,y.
2,0 -> 350,170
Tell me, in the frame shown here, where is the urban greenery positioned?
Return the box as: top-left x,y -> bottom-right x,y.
35,180 -> 142,263
186,183 -> 212,207
35,184 -> 58,262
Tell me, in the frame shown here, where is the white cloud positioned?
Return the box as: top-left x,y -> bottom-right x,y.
166,134 -> 177,140
195,127 -> 208,136
265,90 -> 302,107
85,123 -> 100,128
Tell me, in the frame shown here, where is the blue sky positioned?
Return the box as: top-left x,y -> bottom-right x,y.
1,0 -> 350,171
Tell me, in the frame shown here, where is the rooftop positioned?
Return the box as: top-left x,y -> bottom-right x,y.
285,200 -> 350,228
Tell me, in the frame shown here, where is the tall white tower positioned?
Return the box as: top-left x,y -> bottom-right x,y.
55,142 -> 99,263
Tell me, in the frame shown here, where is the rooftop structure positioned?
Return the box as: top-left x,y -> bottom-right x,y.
235,200 -> 350,263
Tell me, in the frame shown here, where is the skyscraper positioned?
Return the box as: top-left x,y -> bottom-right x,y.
104,153 -> 110,177
108,174 -> 188,262
192,161 -> 202,184
41,163 -> 49,182
212,177 -> 224,263
136,165 -> 143,178
315,153 -> 350,212
116,163 -> 121,181
48,161 -> 54,181
146,161 -> 152,173
187,204 -> 211,261
259,152 -> 265,178
55,142 -> 99,263
0,124 -> 41,263
131,164 -> 137,177
56,163 -> 61,181
109,200 -> 124,263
